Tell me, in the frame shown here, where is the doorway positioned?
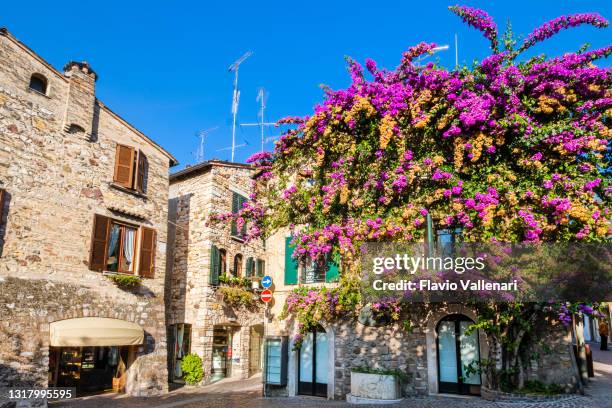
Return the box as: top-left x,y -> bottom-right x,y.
49,346 -> 130,396
437,314 -> 481,396
211,326 -> 230,382
249,324 -> 264,376
298,326 -> 328,397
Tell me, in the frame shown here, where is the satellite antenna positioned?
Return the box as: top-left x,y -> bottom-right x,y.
241,88 -> 277,152
195,126 -> 218,163
228,51 -> 253,162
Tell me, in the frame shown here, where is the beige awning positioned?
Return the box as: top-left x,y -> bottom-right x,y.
50,317 -> 144,347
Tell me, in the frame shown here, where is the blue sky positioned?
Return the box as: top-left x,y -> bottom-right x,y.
3,1 -> 611,170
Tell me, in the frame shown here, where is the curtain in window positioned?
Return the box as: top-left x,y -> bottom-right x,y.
123,228 -> 135,271
107,224 -> 120,270
175,325 -> 184,378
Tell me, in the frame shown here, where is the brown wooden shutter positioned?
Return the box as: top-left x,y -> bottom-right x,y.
113,144 -> 135,188
139,227 -> 156,278
89,214 -> 110,271
135,151 -> 148,193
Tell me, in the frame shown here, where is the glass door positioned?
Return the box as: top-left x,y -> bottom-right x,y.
437,315 -> 481,395
298,326 -> 327,397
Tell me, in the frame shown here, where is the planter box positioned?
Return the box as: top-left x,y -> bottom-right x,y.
350,372 -> 401,400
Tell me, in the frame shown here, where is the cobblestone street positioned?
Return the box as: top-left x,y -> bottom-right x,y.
50,345 -> 612,408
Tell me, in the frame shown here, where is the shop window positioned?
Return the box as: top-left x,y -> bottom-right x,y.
233,254 -> 243,277
29,73 -> 48,95
113,144 -> 148,194
89,214 -> 156,278
301,256 -> 339,284
230,192 -> 247,238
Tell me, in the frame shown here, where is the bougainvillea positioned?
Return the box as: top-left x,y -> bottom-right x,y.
213,5 -> 611,390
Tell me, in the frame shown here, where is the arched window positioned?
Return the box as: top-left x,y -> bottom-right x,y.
219,249 -> 227,276
29,74 -> 48,95
233,254 -> 243,277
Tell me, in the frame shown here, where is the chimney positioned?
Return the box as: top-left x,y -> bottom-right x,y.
62,61 -> 97,138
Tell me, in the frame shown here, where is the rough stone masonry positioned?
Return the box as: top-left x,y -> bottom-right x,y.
0,28 -> 177,404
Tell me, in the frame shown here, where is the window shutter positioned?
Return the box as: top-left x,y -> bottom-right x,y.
89,214 -> 110,271
256,259 -> 265,277
113,144 -> 135,188
231,192 -> 239,236
139,227 -> 156,278
325,257 -> 340,282
135,151 -> 148,193
284,237 -> 298,285
210,245 -> 220,285
240,196 -> 247,236
246,257 -> 254,278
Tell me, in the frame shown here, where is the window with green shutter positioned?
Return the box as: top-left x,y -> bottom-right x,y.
325,257 -> 340,282
231,192 -> 248,238
284,237 -> 298,285
246,257 -> 255,278
256,259 -> 265,277
210,244 -> 220,285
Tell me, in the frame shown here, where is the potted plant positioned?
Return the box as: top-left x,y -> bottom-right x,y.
349,366 -> 407,402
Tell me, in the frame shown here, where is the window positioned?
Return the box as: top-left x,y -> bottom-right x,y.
233,254 -> 243,277
106,222 -> 137,273
113,144 -> 148,193
436,228 -> 463,258
256,259 -> 265,278
246,257 -> 255,278
89,214 -> 156,278
230,192 -> 248,238
29,74 -> 48,95
300,256 -> 339,284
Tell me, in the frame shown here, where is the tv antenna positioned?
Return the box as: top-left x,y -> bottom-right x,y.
241,88 -> 278,152
228,51 -> 253,162
194,126 -> 218,163
416,45 -> 449,65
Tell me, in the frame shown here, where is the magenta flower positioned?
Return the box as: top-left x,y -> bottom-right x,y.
449,5 -> 499,52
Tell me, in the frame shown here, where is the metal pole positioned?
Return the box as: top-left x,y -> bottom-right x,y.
260,95 -> 265,152
231,68 -> 239,162
455,34 -> 459,67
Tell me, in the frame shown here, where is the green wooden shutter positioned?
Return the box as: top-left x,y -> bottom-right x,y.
284,237 -> 298,285
231,193 -> 239,236
210,244 -> 220,285
240,195 -> 247,236
325,257 -> 340,282
246,257 -> 254,278
256,259 -> 265,277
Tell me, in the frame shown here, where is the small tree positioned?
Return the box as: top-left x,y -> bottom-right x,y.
181,353 -> 203,385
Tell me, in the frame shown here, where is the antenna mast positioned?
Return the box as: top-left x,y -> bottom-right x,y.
228,51 -> 253,162
195,126 -> 219,163
241,88 -> 277,152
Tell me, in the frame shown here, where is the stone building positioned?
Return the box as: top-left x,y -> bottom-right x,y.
0,28 -> 177,400
261,230 -> 578,401
166,160 -> 266,384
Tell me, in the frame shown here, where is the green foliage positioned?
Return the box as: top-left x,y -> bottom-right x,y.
218,285 -> 257,308
106,274 -> 142,289
181,353 -> 203,385
519,380 -> 564,396
351,366 -> 411,382
218,274 -> 251,289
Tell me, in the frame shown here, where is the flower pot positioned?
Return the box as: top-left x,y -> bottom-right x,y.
350,371 -> 401,400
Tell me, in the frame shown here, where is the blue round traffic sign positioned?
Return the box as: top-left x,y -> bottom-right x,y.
261,275 -> 273,289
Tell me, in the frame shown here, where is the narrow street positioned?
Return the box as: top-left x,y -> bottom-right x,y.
51,345 -> 612,408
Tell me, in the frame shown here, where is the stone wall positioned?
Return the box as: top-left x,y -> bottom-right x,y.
0,29 -> 175,400
167,162 -> 265,383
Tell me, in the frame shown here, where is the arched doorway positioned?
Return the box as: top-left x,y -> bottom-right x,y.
298,325 -> 328,397
436,314 -> 481,396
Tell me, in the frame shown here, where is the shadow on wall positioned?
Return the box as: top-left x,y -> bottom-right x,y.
0,189 -> 10,258
164,194 -> 191,382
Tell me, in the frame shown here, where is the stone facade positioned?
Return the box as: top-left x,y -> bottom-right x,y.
0,28 -> 177,402
167,161 -> 265,384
